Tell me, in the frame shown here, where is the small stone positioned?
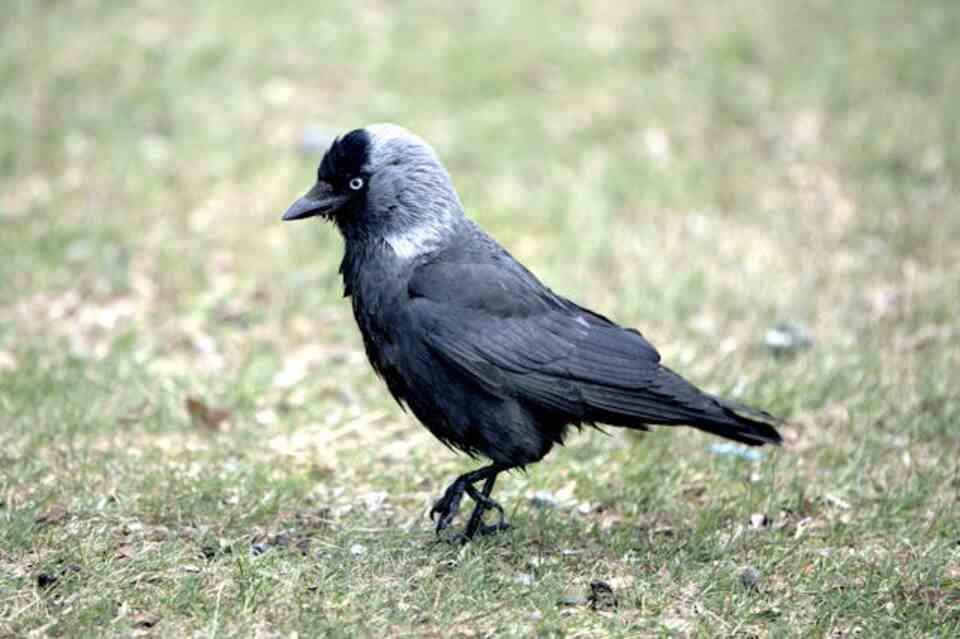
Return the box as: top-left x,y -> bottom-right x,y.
588,581 -> 617,611
749,513 -> 770,529
255,409 -> 278,426
530,490 -> 559,509
514,573 -> 535,587
739,566 -> 761,591
37,564 -> 81,590
36,573 -> 59,589
763,322 -> 813,356
270,532 -> 291,548
823,494 -> 851,510
349,543 -> 366,556
295,538 -> 312,555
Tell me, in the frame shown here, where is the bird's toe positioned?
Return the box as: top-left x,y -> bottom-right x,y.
465,486 -> 505,524
429,483 -> 465,534
478,521 -> 510,537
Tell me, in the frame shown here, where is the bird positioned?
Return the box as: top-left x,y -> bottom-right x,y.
282,123 -> 783,541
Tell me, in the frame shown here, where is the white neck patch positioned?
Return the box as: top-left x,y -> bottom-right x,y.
384,223 -> 445,260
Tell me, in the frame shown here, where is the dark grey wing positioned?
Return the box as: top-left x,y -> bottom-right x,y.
406,251 -> 782,447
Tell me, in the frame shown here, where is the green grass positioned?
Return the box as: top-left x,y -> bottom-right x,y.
2,1 -> 959,636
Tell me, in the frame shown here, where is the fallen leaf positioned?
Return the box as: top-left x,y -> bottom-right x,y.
117,544 -> 137,560
185,396 -> 232,431
132,612 -> 160,629
35,505 -> 69,525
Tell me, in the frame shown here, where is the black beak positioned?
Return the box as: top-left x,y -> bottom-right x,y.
282,181 -> 348,222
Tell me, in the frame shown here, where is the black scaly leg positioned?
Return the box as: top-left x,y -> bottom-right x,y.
463,473 -> 510,540
429,464 -> 510,541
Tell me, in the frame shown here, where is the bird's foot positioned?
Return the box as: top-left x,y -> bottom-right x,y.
465,484 -> 505,524
463,484 -> 507,539
478,521 -> 510,536
448,521 -> 511,545
430,465 -> 510,542
429,480 -> 509,540
429,479 -> 466,535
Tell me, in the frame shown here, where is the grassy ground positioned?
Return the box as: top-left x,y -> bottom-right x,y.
2,1 -> 959,636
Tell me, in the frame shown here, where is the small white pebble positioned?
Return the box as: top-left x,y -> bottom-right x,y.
255,409 -> 278,426
823,494 -> 851,510
514,573 -> 535,587
530,490 -> 559,509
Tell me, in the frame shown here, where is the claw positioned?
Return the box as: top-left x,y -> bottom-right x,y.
430,465 -> 510,542
453,516 -> 511,544
430,481 -> 466,535
478,521 -> 510,536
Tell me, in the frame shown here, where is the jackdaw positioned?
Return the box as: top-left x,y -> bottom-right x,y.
282,124 -> 782,540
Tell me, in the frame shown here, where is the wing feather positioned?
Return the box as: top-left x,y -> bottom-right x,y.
405,246 -> 781,445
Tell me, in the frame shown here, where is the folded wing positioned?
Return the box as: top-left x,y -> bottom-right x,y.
408,253 -> 782,446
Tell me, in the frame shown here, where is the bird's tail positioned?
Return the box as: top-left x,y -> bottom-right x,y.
694,394 -> 783,446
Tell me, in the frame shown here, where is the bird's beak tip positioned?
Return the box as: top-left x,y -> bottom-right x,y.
281,196 -> 322,222
282,183 -> 344,223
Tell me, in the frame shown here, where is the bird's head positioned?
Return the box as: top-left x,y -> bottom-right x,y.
282,124 -> 464,256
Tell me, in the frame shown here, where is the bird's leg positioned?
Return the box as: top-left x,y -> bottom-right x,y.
463,473 -> 509,540
429,464 -> 507,539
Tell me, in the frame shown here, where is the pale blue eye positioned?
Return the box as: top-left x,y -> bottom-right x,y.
349,177 -> 364,190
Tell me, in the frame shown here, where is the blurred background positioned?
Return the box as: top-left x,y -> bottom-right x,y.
2,1 -> 958,635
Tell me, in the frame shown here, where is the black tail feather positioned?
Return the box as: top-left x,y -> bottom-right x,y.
696,395 -> 783,446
